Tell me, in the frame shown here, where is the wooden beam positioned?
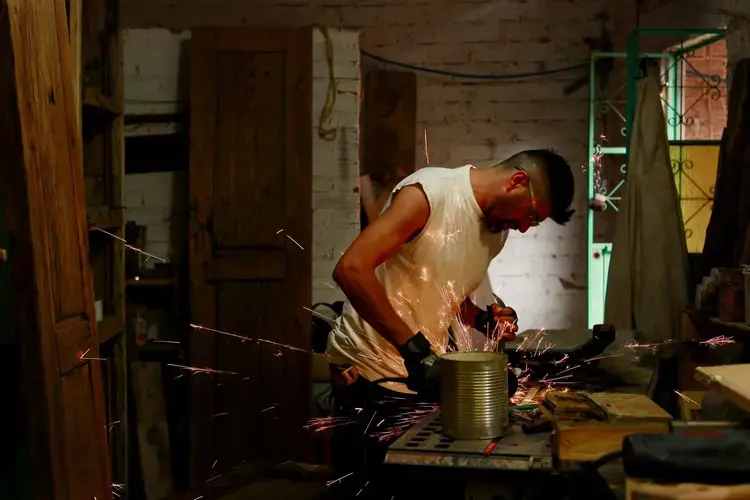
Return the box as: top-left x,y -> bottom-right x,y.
68,0 -> 82,130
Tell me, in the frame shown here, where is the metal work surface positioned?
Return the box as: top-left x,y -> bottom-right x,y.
385,411 -> 553,471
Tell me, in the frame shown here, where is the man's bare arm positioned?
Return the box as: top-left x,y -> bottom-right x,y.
333,185 -> 430,348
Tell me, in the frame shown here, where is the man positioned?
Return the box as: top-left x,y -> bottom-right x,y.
325,149 -> 575,495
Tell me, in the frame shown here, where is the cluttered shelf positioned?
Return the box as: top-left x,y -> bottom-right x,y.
708,317 -> 750,333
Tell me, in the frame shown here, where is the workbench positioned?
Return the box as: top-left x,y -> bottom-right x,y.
385,410 -> 621,500
385,411 -> 552,471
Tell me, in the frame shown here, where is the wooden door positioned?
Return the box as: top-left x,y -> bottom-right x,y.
189,27 -> 312,483
0,1 -> 112,499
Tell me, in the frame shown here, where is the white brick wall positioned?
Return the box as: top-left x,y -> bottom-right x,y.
120,1 -> 610,330
122,28 -> 360,305
123,171 -> 188,267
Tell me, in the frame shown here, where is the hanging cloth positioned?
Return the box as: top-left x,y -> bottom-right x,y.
604,75 -> 690,348
704,59 -> 750,269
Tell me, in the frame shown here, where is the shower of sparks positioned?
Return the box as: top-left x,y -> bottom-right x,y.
286,234 -> 305,250
674,390 -> 700,406
701,335 -> 735,348
370,403 -> 439,442
94,227 -> 166,263
305,416 -> 358,433
326,472 -> 354,487
80,348 -> 106,362
167,363 -> 238,376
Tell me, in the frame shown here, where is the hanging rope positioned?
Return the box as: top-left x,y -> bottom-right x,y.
313,24 -> 338,141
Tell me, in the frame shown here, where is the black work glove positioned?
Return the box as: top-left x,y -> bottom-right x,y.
397,332 -> 441,401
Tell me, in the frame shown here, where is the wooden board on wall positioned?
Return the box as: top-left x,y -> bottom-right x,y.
0,0 -> 112,498
189,27 -> 313,486
363,70 -> 417,183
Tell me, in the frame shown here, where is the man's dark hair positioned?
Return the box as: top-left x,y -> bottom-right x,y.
511,149 -> 576,226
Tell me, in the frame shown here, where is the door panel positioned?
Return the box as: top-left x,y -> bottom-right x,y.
190,27 -> 312,484
0,1 -> 112,499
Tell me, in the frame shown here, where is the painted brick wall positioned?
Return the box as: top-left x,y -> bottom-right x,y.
122,28 -> 360,304
120,1 -> 611,330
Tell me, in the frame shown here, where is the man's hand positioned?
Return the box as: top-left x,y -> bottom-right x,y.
397,333 -> 441,401
476,304 -> 519,341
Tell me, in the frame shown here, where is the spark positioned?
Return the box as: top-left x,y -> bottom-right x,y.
322,281 -> 336,289
108,420 -> 120,431
363,411 -> 377,435
286,234 -> 304,250
701,335 -> 735,348
153,340 -> 180,344
190,323 -> 251,342
213,412 -> 229,417
261,404 -> 278,412
212,460 -> 218,469
257,338 -> 313,354
94,227 -> 165,263
357,481 -> 370,496
276,229 -> 284,234
674,390 -> 699,406
206,475 -> 221,483
623,340 -> 663,351
167,363 -> 238,376
326,472 -> 354,487
582,353 -> 623,363
556,364 -> 580,376
553,354 -> 570,365
423,128 -> 430,165
80,348 -> 106,362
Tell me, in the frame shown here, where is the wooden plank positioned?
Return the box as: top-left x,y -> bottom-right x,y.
132,362 -> 174,500
67,0 -> 82,129
587,393 -> 673,422
555,421 -> 670,462
362,71 -> 417,182
695,364 -> 750,413
0,0 -> 112,497
625,477 -> 750,500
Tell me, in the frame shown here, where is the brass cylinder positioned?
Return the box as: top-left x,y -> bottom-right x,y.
440,351 -> 509,440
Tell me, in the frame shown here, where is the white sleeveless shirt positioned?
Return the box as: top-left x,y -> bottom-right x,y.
326,166 -> 508,392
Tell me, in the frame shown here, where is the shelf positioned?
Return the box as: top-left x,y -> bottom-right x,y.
82,87 -> 122,116
709,317 -> 750,333
87,206 -> 123,232
126,278 -> 175,287
98,314 -> 124,345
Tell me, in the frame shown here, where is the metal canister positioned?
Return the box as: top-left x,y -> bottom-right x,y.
440,351 -> 509,440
